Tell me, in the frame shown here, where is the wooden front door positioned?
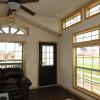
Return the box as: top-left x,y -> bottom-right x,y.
39,42 -> 57,86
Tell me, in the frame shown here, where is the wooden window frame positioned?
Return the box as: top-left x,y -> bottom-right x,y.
0,42 -> 24,69
62,10 -> 82,30
72,25 -> 100,99
85,0 -> 100,19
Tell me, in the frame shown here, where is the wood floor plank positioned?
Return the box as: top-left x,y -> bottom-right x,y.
30,86 -> 82,100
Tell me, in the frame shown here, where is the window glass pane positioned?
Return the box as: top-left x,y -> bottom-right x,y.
92,30 -> 99,36
84,57 -> 92,68
0,30 -> 3,33
5,52 -> 15,60
76,29 -> 99,43
84,37 -> 91,41
92,71 -> 100,95
15,52 -> 22,60
84,69 -> 92,91
63,13 -> 81,28
15,43 -> 22,51
92,46 -> 99,57
16,31 -> 24,35
0,52 -> 5,61
76,34 -> 83,42
77,68 -> 84,88
93,57 -> 99,70
92,71 -> 100,83
6,43 -> 15,51
77,57 -> 83,67
90,4 -> 100,16
83,47 -> 92,57
76,34 -> 83,39
77,48 -> 84,57
92,35 -> 99,40
63,22 -> 66,29
84,32 -> 91,38
11,27 -> 17,34
2,27 -> 9,34
0,43 -> 5,51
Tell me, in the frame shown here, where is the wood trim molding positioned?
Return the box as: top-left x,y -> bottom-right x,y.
15,14 -> 61,36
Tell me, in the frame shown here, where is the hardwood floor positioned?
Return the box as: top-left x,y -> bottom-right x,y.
30,86 -> 82,100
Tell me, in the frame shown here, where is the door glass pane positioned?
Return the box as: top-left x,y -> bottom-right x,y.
50,53 -> 53,59
42,46 -> 46,52
42,45 -> 54,66
50,46 -> 53,52
46,53 -> 50,58
50,59 -> 53,65
47,46 -> 50,52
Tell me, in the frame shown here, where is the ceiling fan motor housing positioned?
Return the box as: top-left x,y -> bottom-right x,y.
7,2 -> 20,11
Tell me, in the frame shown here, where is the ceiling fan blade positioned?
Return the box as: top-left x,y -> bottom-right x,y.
20,5 -> 36,16
0,0 -> 8,4
17,0 -> 39,4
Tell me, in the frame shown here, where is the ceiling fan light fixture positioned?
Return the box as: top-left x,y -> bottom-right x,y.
7,2 -> 20,11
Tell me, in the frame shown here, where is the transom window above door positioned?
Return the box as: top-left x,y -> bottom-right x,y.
0,23 -> 28,35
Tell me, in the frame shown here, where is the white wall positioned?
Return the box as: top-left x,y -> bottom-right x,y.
58,9 -> 100,100
0,16 -> 59,88
17,12 -> 61,33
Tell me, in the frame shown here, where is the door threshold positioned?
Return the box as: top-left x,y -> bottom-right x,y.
39,84 -> 57,88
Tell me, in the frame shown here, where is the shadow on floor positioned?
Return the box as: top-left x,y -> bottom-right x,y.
30,86 -> 82,100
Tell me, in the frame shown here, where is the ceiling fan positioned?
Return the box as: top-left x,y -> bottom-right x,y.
0,0 -> 39,16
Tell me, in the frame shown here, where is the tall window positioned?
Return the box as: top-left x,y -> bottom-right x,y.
73,26 -> 100,99
86,0 -> 100,18
0,43 -> 23,68
62,12 -> 81,29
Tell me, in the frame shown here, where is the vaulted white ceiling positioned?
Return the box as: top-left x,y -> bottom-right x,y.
0,0 -> 91,18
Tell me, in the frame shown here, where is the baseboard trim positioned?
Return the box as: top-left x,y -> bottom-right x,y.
58,84 -> 88,100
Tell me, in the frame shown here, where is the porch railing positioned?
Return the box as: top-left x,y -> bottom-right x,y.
0,63 -> 22,69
